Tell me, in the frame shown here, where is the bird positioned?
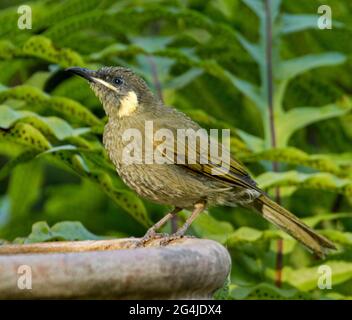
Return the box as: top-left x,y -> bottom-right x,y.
66,66 -> 336,258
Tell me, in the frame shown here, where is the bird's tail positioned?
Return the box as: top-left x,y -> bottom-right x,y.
250,194 -> 336,258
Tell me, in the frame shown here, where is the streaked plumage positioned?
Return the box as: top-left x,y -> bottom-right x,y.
67,66 -> 336,258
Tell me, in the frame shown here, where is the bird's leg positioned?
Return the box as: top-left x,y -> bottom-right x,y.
160,202 -> 205,245
135,207 -> 182,247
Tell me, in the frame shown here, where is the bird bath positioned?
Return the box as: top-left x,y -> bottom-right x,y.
0,237 -> 231,299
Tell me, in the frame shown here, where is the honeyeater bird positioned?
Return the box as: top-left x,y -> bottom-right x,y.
67,66 -> 336,258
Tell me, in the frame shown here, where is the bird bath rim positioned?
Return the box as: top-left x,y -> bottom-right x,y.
0,237 -> 231,299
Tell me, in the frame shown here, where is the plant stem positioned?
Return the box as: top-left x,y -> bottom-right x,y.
275,238 -> 283,287
148,55 -> 164,103
264,0 -> 276,151
264,0 -> 283,288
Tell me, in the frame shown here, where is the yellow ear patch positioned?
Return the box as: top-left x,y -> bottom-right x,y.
119,91 -> 138,117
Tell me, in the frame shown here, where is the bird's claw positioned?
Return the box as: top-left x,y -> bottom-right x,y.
133,230 -> 168,248
159,232 -> 185,246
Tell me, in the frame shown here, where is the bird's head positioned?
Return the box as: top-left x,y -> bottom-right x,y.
66,66 -> 157,118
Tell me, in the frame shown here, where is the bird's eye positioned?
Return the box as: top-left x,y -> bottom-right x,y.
113,77 -> 123,86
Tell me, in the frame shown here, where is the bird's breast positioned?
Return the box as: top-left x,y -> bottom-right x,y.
102,118 -> 256,209
102,120 -> 219,207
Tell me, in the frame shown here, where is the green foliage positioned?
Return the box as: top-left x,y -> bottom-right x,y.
13,221 -> 104,244
229,283 -> 312,300
0,0 -> 351,300
281,261 -> 352,292
256,171 -> 352,197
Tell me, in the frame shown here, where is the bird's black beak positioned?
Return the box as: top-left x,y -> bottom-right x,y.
66,66 -> 119,93
65,67 -> 96,82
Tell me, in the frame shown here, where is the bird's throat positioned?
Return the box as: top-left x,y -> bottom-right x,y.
118,91 -> 138,117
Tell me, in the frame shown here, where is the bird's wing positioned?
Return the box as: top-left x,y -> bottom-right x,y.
152,113 -> 260,192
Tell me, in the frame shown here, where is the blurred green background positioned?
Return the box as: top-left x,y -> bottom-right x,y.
0,0 -> 352,299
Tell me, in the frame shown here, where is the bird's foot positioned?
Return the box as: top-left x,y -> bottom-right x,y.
159,229 -> 193,246
133,229 -> 168,248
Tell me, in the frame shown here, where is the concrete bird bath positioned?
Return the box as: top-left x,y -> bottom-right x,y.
0,237 -> 231,299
